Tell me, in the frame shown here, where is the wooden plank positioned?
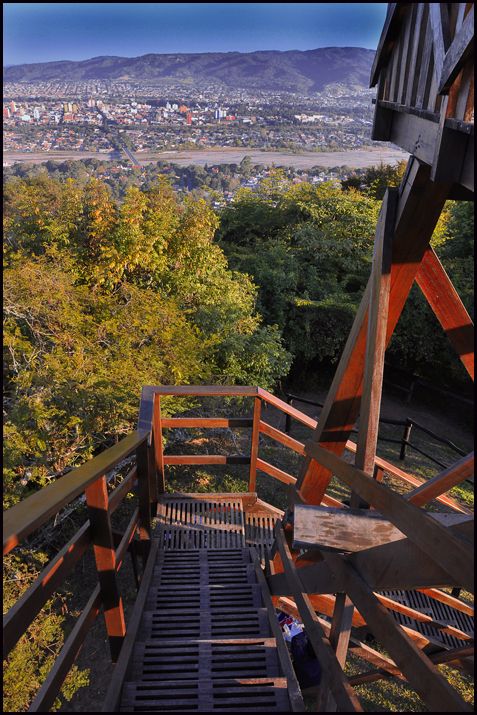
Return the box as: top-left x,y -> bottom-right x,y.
257,388 -> 317,429
390,109 -> 440,163
249,398 -> 262,492
28,586 -> 101,713
162,417 -> 253,428
250,548 -> 305,712
3,522 -> 91,659
397,3 -> 417,104
259,420 -> 306,455
274,525 -> 363,712
429,3 -> 452,78
102,540 -> 160,712
153,394 -> 165,494
329,592 -> 354,665
439,6 -> 474,93
406,453 -> 474,506
345,438 -> 469,513
370,3 -> 406,88
416,248 -> 474,380
3,430 -> 147,555
375,592 -> 472,643
114,507 -> 139,572
405,2 -> 426,106
256,459 -> 296,485
163,454 -> 250,465
85,475 -> 126,662
354,189 -> 396,487
304,441 -> 474,593
292,503 -> 470,553
348,646 -> 474,686
371,74 -> 394,141
298,159 -> 451,506
415,13 -> 434,108
108,466 -> 137,514
323,554 -> 472,711
148,385 -> 258,397
418,588 -> 474,617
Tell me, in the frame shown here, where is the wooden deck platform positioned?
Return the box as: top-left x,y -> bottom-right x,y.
155,493 -> 282,561
103,494 -> 303,712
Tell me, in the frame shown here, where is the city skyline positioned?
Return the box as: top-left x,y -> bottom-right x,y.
4,3 -> 388,65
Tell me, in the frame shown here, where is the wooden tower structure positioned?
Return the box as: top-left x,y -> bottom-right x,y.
3,3 -> 474,712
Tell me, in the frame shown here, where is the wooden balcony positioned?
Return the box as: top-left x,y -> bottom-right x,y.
371,2 -> 474,194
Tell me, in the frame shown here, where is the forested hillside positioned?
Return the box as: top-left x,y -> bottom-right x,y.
2,167 -> 473,709
4,167 -> 473,508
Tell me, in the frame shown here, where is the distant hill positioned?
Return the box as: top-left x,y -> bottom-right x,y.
3,47 -> 375,92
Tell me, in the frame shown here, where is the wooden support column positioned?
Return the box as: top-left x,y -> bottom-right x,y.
320,592 -> 356,711
153,393 -> 165,494
85,475 -> 126,662
249,397 -> 262,492
297,158 -> 451,506
351,188 -> 397,508
415,247 -> 474,380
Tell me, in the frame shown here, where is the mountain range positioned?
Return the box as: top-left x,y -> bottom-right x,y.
4,47 -> 375,92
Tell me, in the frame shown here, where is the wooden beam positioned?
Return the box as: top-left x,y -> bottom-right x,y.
406,452 -> 474,506
273,524 -> 363,712
256,458 -> 296,485
415,248 -> 474,380
249,397 -> 262,492
324,553 -> 472,712
259,420 -> 306,455
161,417 -> 253,428
304,441 -> 474,592
352,189 -> 396,507
429,3 -> 452,75
298,159 -> 451,506
163,455 -> 250,465
438,6 -> 474,93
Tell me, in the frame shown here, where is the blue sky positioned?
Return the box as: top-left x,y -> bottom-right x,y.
4,3 -> 388,65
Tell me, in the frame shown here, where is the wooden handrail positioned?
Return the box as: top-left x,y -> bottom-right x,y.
3,430 -> 148,555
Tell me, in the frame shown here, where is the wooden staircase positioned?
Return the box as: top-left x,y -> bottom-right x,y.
102,500 -> 304,712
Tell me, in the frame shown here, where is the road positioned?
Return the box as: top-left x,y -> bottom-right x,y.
4,145 -> 409,170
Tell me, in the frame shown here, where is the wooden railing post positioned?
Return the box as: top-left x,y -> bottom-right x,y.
285,396 -> 292,434
153,393 -> 165,494
136,439 -> 151,566
148,429 -> 158,516
400,418 -> 413,460
249,397 -> 262,492
85,475 -> 126,662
